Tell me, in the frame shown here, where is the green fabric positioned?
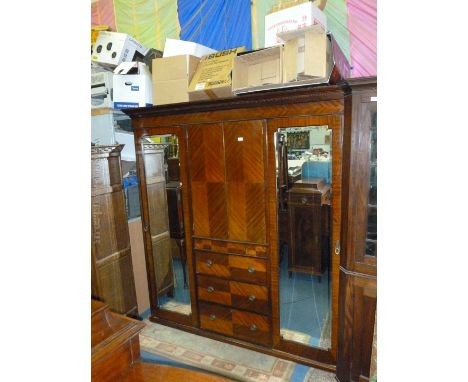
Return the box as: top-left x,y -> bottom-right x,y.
114,0 -> 180,51
251,0 -> 279,49
323,0 -> 350,62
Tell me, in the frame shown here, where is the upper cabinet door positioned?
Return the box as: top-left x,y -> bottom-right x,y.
224,120 -> 267,244
187,121 -> 267,244
342,84 -> 377,276
188,123 -> 228,240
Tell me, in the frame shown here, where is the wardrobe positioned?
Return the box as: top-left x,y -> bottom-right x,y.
124,77 -> 377,379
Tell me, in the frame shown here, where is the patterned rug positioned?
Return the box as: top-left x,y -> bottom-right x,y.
159,300 -> 191,315
140,320 -> 336,382
280,329 -> 312,345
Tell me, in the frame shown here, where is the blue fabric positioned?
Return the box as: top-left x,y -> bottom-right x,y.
177,0 -> 252,51
301,161 -> 331,184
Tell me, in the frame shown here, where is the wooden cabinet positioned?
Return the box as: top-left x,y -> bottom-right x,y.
337,78 -> 377,382
91,145 -> 138,316
288,178 -> 331,277
124,78 -> 377,375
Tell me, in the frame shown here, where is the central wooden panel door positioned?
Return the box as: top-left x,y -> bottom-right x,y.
188,121 -> 267,244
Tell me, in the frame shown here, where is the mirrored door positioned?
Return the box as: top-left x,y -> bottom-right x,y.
275,125 -> 333,350
141,134 -> 191,316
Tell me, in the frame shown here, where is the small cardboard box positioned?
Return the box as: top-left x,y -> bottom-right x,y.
265,2 -> 327,48
92,31 -> 147,69
152,55 -> 200,105
113,62 -> 153,109
281,29 -> 350,85
188,47 -> 245,101
232,46 -> 283,93
163,38 -> 216,58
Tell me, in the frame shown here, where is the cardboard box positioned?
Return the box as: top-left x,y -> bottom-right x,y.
233,32 -> 350,95
163,38 -> 216,58
152,55 -> 200,105
92,31 -> 147,69
188,47 -> 245,101
232,46 -> 283,93
265,2 -> 327,47
281,29 -> 350,84
113,62 -> 153,109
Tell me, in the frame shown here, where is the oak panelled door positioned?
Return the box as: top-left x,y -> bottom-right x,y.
267,115 -> 342,365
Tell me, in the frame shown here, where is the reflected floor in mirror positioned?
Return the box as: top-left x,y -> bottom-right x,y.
279,253 -> 331,348
158,257 -> 191,314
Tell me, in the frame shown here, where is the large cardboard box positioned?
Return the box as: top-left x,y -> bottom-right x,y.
233,32 -> 350,95
232,46 -> 283,93
92,31 -> 147,69
163,38 -> 216,58
264,2 -> 327,48
188,47 -> 245,101
113,62 -> 153,109
152,55 -> 200,105
91,67 -> 113,109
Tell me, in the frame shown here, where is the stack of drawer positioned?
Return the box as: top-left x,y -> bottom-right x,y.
194,239 -> 271,347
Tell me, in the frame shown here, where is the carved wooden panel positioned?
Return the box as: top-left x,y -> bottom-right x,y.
91,145 -> 137,316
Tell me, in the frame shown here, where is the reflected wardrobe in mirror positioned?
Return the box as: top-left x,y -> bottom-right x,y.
275,125 -> 332,349
141,134 -> 191,316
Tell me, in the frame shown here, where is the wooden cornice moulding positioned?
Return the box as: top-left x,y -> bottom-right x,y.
122,84 -> 346,120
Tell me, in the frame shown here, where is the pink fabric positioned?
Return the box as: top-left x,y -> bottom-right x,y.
91,0 -> 116,31
347,0 -> 376,77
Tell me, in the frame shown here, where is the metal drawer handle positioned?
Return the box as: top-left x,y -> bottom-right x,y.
248,295 -> 256,302
248,267 -> 256,274
206,259 -> 213,268
207,286 -> 215,293
209,314 -> 216,321
301,197 -> 307,204
250,324 -> 257,332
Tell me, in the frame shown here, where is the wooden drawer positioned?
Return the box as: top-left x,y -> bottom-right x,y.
195,251 -> 268,285
199,302 -> 271,347
197,275 -> 270,315
288,192 -> 322,206
199,302 -> 233,337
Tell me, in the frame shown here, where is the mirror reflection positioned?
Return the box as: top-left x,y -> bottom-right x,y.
142,134 -> 191,315
275,125 -> 332,348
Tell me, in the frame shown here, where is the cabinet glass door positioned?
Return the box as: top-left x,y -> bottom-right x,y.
366,111 -> 377,257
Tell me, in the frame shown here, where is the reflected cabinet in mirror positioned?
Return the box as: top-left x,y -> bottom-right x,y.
141,134 -> 191,316
275,126 -> 332,350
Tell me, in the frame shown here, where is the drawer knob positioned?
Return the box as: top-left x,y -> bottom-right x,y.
209,314 -> 216,321
248,267 -> 256,274
248,295 -> 256,302
301,197 -> 307,204
250,324 -> 257,332
207,286 -> 215,293
206,259 -> 213,268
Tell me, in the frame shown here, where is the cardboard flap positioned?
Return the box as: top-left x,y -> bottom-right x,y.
114,61 -> 149,75
283,38 -> 298,82
304,32 -> 328,78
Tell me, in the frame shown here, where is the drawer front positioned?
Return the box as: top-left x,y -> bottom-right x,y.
230,281 -> 269,315
199,302 -> 233,336
197,275 -> 270,315
228,256 -> 267,285
289,192 -> 322,206
199,303 -> 271,347
195,251 -> 230,278
196,252 -> 268,285
232,309 -> 271,347
197,275 -> 231,305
